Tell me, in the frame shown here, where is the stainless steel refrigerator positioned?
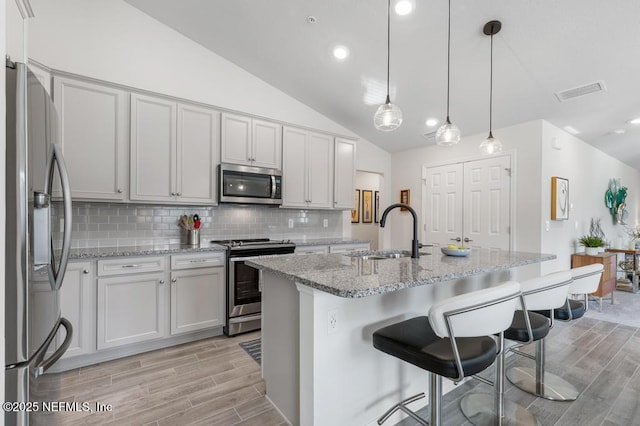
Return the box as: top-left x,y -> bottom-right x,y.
5,60 -> 74,425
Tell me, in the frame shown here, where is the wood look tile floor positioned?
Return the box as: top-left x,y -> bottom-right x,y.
36,317 -> 640,426
34,331 -> 287,426
397,316 -> 640,426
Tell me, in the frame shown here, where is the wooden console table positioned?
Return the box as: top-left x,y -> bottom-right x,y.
571,252 -> 616,308
606,248 -> 640,293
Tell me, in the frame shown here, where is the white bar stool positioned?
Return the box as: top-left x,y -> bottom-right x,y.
372,281 -> 522,426
461,270 -> 572,424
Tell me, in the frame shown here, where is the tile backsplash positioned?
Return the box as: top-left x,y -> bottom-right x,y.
53,202 -> 344,248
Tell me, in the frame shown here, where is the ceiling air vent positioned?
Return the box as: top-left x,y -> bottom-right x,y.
555,80 -> 606,102
422,131 -> 437,140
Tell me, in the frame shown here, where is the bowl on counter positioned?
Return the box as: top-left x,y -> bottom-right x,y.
440,247 -> 471,257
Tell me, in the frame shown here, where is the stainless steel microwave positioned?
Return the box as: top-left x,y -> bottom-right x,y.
218,163 -> 282,205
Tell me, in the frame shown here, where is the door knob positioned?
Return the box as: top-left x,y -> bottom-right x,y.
451,237 -> 462,242
464,237 -> 473,243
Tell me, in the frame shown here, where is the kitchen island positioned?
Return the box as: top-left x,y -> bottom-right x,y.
247,248 -> 555,426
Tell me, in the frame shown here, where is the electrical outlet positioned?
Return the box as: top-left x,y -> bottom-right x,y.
288,219 -> 294,228
327,308 -> 339,334
545,220 -> 550,232
323,219 -> 329,228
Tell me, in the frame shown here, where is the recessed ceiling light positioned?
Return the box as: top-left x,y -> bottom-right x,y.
627,117 -> 640,125
333,45 -> 349,60
425,118 -> 439,127
306,15 -> 317,24
563,125 -> 580,135
395,0 -> 415,16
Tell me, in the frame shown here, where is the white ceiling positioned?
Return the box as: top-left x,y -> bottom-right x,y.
125,0 -> 640,169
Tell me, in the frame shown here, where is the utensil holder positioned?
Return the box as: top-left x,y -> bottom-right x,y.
186,229 -> 200,246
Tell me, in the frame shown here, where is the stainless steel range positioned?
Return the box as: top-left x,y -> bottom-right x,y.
212,238 -> 296,336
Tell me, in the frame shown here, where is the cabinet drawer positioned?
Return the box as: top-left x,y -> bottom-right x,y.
97,256 -> 165,276
171,252 -> 226,270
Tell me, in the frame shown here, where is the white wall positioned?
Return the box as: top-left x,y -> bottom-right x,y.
389,121 -> 543,258
540,121 -> 640,274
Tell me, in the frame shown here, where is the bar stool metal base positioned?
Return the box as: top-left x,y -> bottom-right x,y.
506,366 -> 579,401
460,393 -> 540,426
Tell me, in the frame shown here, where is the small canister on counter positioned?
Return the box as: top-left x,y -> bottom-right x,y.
186,229 -> 200,246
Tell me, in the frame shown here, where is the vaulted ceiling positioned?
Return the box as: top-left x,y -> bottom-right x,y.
126,0 -> 640,169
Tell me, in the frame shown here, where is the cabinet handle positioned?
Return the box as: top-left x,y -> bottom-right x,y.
121,264 -> 140,268
117,189 -> 123,194
159,280 -> 165,284
177,192 -> 181,196
83,269 -> 89,274
170,192 -> 175,196
171,278 -> 177,283
334,201 -> 338,205
189,259 -> 208,263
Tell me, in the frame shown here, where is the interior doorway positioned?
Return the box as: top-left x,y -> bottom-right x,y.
352,171 -> 383,250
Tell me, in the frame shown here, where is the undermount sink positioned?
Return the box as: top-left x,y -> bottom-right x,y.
349,251 -> 429,260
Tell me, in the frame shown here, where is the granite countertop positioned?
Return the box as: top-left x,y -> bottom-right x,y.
290,237 -> 370,246
69,241 -> 227,259
246,248 -> 556,298
68,238 -> 369,259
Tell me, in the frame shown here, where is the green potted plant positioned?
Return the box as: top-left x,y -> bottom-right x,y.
579,235 -> 604,256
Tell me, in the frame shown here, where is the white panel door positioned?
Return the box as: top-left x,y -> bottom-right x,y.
54,76 -> 129,201
252,119 -> 282,170
130,94 -> 176,201
58,262 -> 95,358
333,138 -> 356,209
170,267 -> 225,335
282,126 -> 309,207
307,132 -> 333,208
424,163 -> 464,246
221,113 -> 252,166
463,156 -> 511,250
97,272 -> 166,349
176,104 -> 219,204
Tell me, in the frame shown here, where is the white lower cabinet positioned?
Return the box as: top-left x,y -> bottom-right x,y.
170,266 -> 225,335
59,261 -> 95,358
97,257 -> 167,350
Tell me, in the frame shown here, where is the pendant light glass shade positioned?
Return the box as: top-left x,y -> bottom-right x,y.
435,117 -> 461,146
479,132 -> 503,155
374,0 -> 402,131
480,20 -> 502,154
436,0 -> 460,146
374,96 -> 403,131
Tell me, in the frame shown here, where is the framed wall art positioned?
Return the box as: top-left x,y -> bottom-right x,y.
400,189 -> 410,211
362,190 -> 373,223
551,176 -> 569,220
374,191 -> 380,223
351,189 -> 360,223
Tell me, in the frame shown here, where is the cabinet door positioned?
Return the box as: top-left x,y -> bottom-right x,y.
252,119 -> 282,170
54,77 -> 129,201
97,272 -> 166,349
307,132 -> 333,208
170,267 -> 225,335
333,138 -> 356,209
58,262 -> 95,358
177,104 -> 220,204
282,126 -> 309,207
130,94 -> 176,202
221,113 -> 252,166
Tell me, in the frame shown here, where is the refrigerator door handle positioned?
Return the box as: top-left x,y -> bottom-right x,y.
43,144 -> 73,291
32,317 -> 73,378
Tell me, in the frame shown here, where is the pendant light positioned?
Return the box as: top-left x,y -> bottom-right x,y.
374,0 -> 402,131
435,0 -> 460,146
479,20 -> 503,155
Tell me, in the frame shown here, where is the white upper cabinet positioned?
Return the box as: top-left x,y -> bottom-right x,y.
130,93 -> 220,204
333,138 -> 356,209
54,76 -> 129,201
221,113 -> 282,170
282,126 -> 333,209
